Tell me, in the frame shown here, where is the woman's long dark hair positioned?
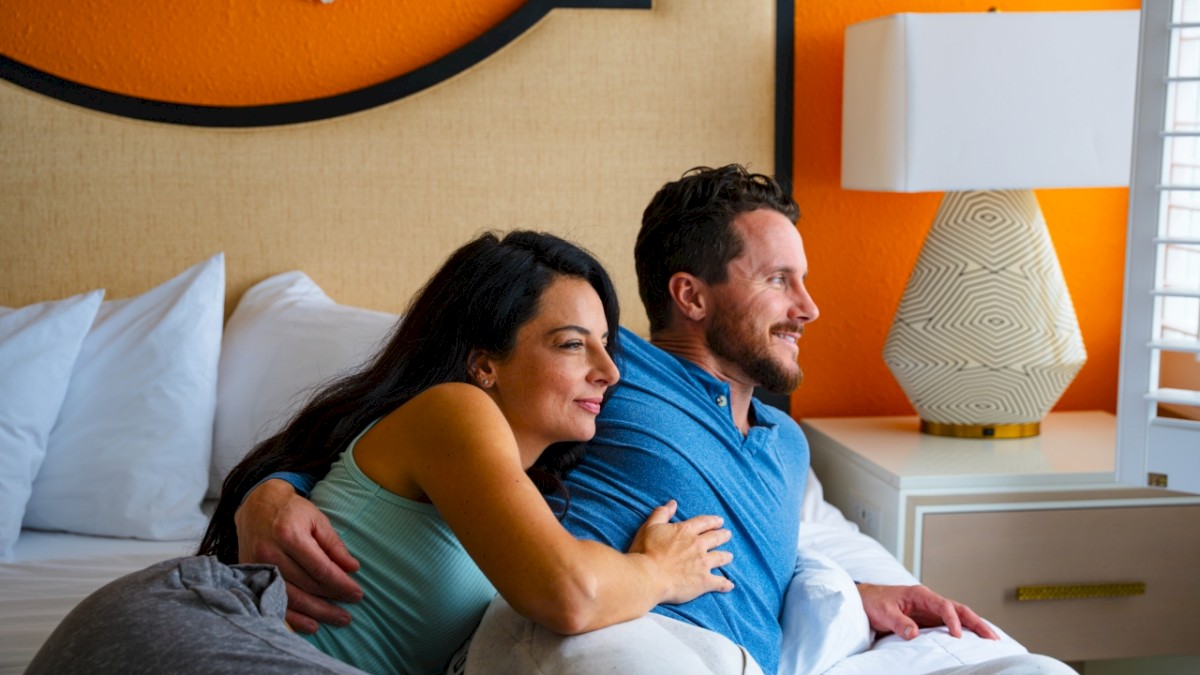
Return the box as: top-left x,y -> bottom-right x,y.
198,230 -> 620,563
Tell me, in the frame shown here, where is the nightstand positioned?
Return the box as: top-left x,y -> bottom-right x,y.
801,411 -> 1200,662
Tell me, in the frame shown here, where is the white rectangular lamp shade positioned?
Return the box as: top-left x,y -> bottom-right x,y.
842,11 -> 1138,192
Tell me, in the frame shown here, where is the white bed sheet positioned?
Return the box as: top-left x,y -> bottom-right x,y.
9,529 -> 198,564
0,547 -> 195,674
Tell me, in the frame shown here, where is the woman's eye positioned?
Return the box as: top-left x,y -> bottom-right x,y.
559,340 -> 584,350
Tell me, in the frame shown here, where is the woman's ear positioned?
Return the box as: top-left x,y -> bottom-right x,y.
667,272 -> 709,323
467,349 -> 498,388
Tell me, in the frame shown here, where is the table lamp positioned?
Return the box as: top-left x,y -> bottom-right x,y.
841,10 -> 1138,438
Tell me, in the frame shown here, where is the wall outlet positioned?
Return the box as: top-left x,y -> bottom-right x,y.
848,494 -> 881,540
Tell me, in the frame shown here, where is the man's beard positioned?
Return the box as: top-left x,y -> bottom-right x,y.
706,310 -> 803,394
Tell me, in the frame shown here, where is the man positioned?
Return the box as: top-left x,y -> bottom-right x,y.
238,166 -> 1072,674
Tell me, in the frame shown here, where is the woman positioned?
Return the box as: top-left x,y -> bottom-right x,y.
28,231 -> 732,675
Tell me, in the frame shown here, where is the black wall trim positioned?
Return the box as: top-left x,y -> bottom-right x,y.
774,0 -> 795,195
0,0 -> 792,187
0,0 -> 649,128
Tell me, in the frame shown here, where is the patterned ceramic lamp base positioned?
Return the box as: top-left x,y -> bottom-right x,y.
883,190 -> 1087,436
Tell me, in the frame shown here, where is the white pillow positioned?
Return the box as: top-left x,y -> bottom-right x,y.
779,548 -> 872,675
801,467 -> 860,529
23,255 -> 224,540
0,290 -> 104,560
210,271 -> 398,497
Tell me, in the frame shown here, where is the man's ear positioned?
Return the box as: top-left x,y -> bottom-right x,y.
667,272 -> 710,323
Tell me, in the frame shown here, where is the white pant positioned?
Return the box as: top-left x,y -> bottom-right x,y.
463,595 -> 763,675
828,629 -> 1072,675
462,594 -> 1077,675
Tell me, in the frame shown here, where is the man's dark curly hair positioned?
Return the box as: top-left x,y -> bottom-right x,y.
634,164 -> 799,333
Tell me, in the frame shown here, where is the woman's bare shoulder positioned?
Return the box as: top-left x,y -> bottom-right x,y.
356,383 -> 514,496
402,381 -> 495,412
384,382 -> 509,441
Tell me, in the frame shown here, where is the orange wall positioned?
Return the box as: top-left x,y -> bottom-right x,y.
0,1 -> 524,105
0,0 -> 1139,419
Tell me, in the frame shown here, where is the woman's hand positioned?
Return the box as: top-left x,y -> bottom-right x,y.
627,500 -> 734,605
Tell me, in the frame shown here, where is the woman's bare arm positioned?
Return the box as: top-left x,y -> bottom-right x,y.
357,382 -> 733,635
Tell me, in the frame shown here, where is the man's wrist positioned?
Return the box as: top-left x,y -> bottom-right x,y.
266,471 -> 317,497
244,471 -> 318,504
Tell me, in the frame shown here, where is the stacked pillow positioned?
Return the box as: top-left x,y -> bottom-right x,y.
3,255 -> 224,556
210,271 -> 398,497
0,290 -> 104,560
1,256 -> 408,555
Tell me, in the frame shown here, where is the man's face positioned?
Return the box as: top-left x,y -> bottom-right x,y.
704,208 -> 819,394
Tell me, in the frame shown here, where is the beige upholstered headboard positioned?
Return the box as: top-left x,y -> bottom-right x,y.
0,0 -> 787,337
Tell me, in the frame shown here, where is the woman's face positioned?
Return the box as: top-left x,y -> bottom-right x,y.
481,276 -> 619,466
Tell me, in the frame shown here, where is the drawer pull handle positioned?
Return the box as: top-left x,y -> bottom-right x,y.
1015,582 -> 1146,602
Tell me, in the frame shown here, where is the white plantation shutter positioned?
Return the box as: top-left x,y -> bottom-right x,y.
1118,0 -> 1200,492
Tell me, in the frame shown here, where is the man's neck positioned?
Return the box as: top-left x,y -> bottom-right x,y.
650,330 -> 756,434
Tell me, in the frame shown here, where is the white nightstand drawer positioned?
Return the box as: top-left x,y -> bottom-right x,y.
918,502 -> 1200,662
804,413 -> 1200,665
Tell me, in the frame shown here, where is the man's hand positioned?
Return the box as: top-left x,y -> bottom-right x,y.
235,479 -> 363,633
856,583 -> 999,641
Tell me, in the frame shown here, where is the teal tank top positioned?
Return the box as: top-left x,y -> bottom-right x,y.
303,425 -> 496,675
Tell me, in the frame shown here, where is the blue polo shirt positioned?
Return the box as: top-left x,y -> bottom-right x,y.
551,328 -> 809,675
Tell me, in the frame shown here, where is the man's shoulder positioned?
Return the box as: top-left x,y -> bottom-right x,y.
753,397 -> 799,425
614,327 -> 696,385
616,327 -> 659,361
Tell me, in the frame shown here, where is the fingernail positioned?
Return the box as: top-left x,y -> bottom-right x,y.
903,626 -> 914,639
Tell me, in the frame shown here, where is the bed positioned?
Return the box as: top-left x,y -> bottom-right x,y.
0,1 -> 1034,673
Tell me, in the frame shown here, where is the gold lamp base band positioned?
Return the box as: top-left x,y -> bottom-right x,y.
919,420 -> 1041,439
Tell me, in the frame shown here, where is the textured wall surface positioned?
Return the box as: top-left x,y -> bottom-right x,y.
1,0 -> 777,343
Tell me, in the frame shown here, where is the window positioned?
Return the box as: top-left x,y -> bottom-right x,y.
1118,0 -> 1200,492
